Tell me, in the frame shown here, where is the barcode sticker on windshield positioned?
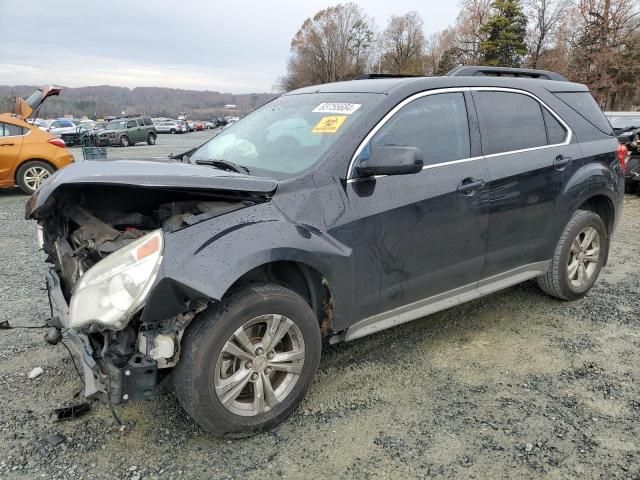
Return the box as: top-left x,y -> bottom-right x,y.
313,103 -> 361,115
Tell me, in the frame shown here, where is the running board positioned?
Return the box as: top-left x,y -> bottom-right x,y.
330,261 -> 550,344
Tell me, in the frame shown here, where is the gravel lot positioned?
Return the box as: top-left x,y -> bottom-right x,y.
0,141 -> 638,479
68,130 -> 218,162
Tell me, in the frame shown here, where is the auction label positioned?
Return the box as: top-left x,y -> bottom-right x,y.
312,116 -> 347,134
313,103 -> 361,115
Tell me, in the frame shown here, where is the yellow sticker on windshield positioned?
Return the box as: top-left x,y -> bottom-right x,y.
312,115 -> 347,134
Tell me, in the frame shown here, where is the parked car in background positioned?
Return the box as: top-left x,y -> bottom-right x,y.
28,67 -> 624,437
605,112 -> 640,193
39,118 -> 77,136
0,113 -> 73,193
155,120 -> 184,134
96,117 -> 157,146
193,121 -> 205,131
204,121 -> 215,129
177,120 -> 189,133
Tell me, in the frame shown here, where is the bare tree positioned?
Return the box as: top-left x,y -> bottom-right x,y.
279,3 -> 375,91
379,11 -> 426,74
524,0 -> 570,67
455,0 -> 494,63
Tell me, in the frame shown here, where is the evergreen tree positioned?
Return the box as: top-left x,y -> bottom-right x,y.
479,0 -> 528,66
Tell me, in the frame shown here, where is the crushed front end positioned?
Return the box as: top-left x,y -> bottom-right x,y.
29,184 -> 251,404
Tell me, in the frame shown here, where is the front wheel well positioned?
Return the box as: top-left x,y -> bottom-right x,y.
227,261 -> 334,336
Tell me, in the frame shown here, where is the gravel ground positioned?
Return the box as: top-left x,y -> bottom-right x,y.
0,161 -> 638,479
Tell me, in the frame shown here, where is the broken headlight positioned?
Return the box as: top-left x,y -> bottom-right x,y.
69,230 -> 163,330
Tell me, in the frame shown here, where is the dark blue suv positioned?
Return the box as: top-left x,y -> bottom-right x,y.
28,67 -> 624,437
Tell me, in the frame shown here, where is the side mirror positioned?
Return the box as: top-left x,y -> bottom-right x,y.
355,146 -> 423,177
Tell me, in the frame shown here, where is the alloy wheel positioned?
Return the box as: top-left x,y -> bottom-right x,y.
214,314 -> 305,417
23,166 -> 51,191
567,226 -> 600,288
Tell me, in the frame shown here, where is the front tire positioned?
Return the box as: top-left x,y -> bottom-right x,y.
174,284 -> 322,437
119,135 -> 130,147
537,210 -> 607,300
16,161 -> 54,194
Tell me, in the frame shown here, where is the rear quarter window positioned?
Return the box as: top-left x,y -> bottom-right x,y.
143,117 -> 153,126
553,92 -> 613,136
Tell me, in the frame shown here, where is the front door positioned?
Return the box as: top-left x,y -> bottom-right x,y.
0,122 -> 25,186
333,90 -> 489,318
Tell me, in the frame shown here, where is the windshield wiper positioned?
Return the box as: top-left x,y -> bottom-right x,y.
194,159 -> 250,174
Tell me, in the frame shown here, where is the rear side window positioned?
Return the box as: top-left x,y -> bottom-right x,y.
554,92 -> 613,135
143,117 -> 153,126
473,91 -> 547,155
542,109 -> 567,144
1,123 -> 25,136
369,92 -> 470,166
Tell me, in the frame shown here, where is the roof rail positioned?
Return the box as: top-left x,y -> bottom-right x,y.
446,65 -> 568,82
354,73 -> 424,80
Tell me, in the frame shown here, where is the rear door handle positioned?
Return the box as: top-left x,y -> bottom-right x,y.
554,155 -> 573,170
456,178 -> 485,195
0,143 -> 15,146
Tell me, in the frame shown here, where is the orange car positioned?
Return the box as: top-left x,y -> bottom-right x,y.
0,87 -> 74,194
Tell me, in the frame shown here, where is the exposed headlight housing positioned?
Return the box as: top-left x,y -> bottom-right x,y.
69,230 -> 163,330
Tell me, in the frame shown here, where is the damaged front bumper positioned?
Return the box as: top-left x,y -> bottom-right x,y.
46,269 -> 158,404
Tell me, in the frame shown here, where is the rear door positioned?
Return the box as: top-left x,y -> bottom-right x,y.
0,122 -> 25,186
472,88 -> 581,278
337,90 -> 489,316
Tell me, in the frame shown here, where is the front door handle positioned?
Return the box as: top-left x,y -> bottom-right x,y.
0,143 -> 15,146
456,178 -> 485,195
554,155 -> 573,170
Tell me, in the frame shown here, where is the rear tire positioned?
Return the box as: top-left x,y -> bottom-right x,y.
16,161 -> 54,194
147,133 -> 156,145
537,210 -> 607,300
174,284 -> 321,437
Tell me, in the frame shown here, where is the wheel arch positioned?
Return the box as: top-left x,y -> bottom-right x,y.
225,260 -> 335,337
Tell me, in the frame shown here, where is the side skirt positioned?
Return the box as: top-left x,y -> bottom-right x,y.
330,261 -> 550,344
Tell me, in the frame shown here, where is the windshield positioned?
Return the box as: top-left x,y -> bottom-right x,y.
190,93 -> 381,177
609,116 -> 640,129
107,120 -> 126,130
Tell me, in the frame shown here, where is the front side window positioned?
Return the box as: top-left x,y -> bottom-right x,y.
474,91 -> 547,155
356,92 -> 471,170
190,93 -> 382,177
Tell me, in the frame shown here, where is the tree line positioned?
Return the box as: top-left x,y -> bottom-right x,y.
279,0 -> 640,110
0,85 -> 276,119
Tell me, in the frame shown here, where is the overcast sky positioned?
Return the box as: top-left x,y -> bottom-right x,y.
0,1 -> 459,93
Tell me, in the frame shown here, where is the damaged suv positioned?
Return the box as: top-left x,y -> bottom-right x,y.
27,67 -> 624,437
